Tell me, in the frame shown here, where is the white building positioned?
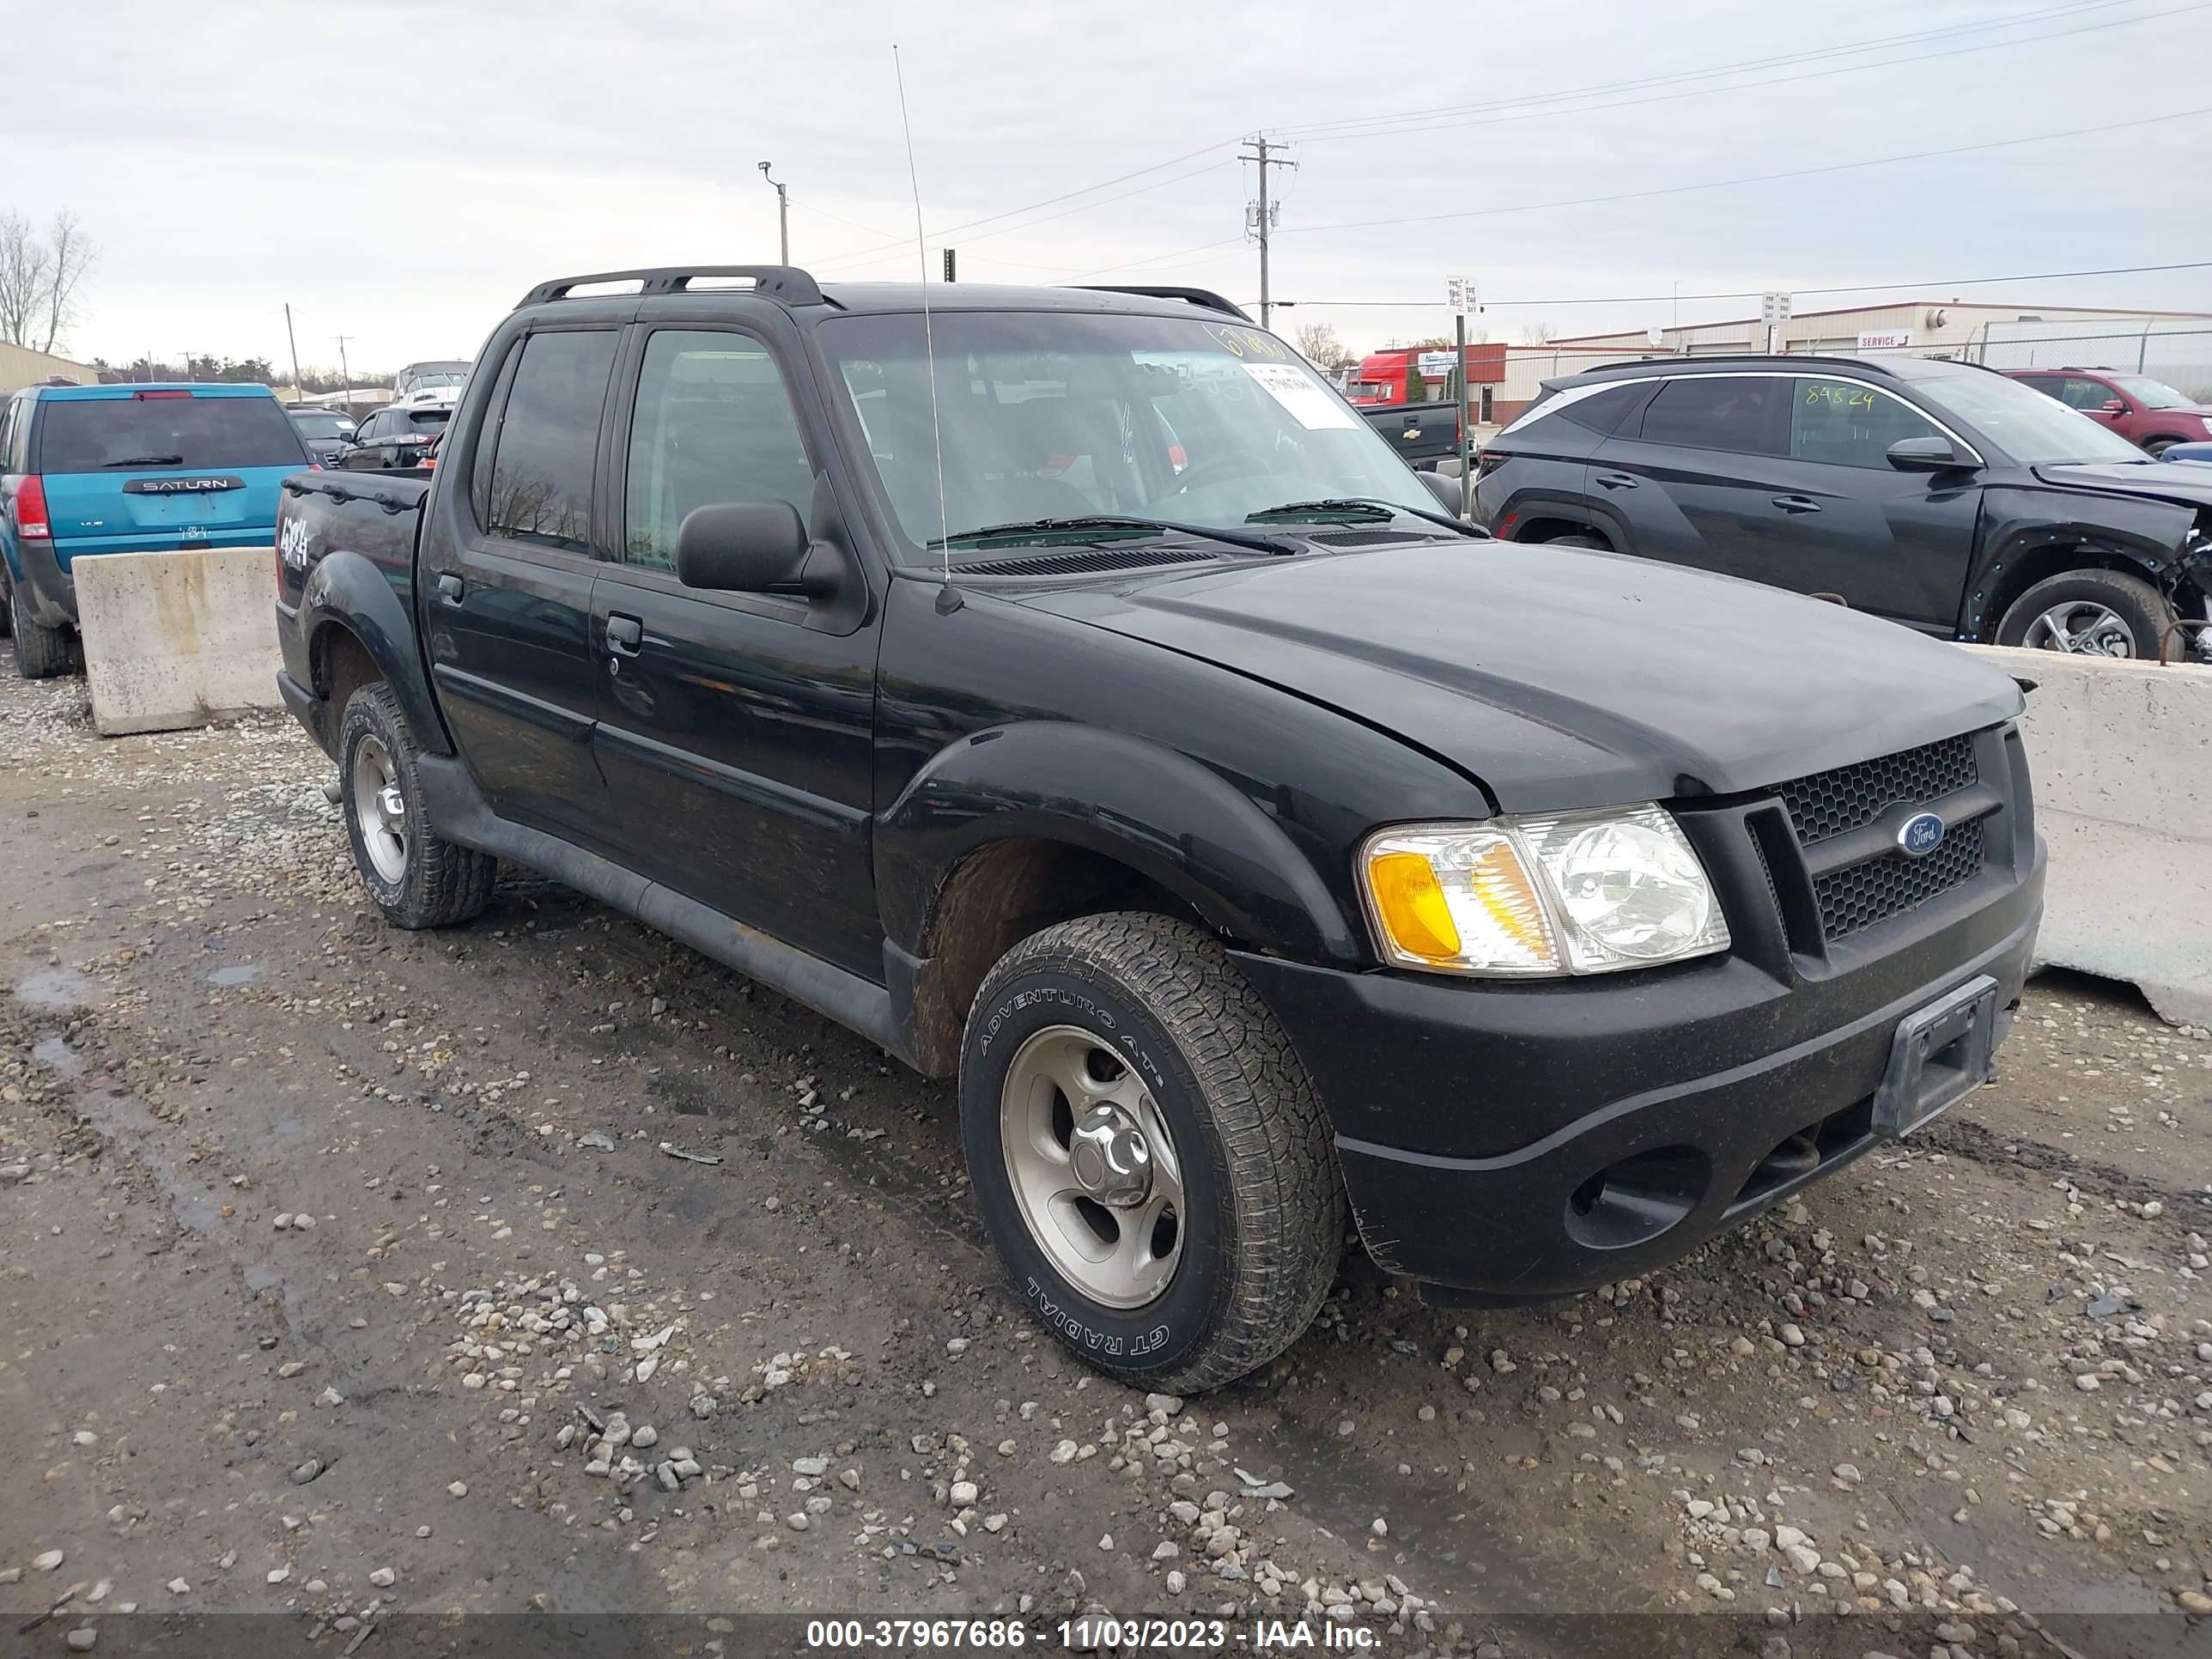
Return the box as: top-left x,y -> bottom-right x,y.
1495,300 -> 2212,421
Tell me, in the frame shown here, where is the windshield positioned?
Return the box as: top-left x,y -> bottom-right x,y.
820,310 -> 1439,559
289,411 -> 353,439
2107,374 -> 2197,410
1917,370 -> 2148,465
37,394 -> 309,472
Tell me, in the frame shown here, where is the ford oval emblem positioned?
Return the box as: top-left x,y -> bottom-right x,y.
1897,811 -> 1947,859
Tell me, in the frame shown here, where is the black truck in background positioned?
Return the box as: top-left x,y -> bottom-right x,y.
273,266 -> 2043,1391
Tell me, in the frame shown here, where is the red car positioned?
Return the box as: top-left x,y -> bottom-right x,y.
2006,367 -> 2212,456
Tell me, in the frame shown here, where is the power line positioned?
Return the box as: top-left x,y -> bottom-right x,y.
1275,0 -> 2144,141
1284,2 -> 2208,147
1273,107 -> 2212,239
1266,261 -> 2212,310
805,137 -> 1237,271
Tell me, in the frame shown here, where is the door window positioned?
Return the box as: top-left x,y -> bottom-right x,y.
623,331 -> 814,569
483,330 -> 618,554
1789,378 -> 1942,469
1636,376 -> 1782,454
2057,376 -> 2120,411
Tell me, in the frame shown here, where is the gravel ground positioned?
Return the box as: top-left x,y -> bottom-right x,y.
2,646 -> 2209,1659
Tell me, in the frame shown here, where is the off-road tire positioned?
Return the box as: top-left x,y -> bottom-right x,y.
960,912 -> 1344,1393
0,566 -> 12,639
1548,532 -> 1608,550
1994,568 -> 2173,659
337,682 -> 498,929
9,580 -> 78,678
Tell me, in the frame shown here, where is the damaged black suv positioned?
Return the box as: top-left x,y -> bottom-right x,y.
1476,353 -> 2212,659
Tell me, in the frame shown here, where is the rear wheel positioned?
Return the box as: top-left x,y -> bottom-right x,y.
1548,532 -> 1609,550
337,682 -> 498,929
960,912 -> 1343,1393
1995,568 -> 2172,659
9,580 -> 79,679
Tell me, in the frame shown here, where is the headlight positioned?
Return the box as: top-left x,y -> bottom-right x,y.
1358,806 -> 1729,977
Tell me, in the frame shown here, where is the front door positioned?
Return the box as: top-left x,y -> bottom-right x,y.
1728,375 -> 1984,630
586,325 -> 882,977
419,326 -> 618,838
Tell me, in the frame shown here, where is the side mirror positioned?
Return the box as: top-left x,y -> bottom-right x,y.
2099,399 -> 2127,415
675,500 -> 815,593
1414,468 -> 1466,515
1886,435 -> 1973,473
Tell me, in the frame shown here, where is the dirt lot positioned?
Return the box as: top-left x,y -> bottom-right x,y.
3,646 -> 2209,1659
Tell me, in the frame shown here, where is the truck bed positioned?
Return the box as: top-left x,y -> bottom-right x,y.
279,469 -> 430,578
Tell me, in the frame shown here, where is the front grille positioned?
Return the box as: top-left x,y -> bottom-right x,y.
1812,816 -> 1986,941
1776,733 -> 1977,846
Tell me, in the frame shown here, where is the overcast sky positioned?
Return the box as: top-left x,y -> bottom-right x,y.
7,0 -> 2209,376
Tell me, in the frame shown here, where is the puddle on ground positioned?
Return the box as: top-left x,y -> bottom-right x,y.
32,1035 -> 83,1078
72,1088 -> 227,1235
15,967 -> 95,1012
206,963 -> 261,988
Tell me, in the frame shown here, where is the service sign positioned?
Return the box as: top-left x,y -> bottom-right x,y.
1416,350 -> 1456,379
1445,274 -> 1476,316
1857,330 -> 1913,349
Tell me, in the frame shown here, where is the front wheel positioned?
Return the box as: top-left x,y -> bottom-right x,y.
1994,568 -> 2173,659
337,682 -> 498,929
960,913 -> 1344,1393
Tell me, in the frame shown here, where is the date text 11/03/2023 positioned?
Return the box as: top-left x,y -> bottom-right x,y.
802,1617 -> 1383,1650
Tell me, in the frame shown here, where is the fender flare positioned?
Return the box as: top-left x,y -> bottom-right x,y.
877,722 -> 1364,968
295,548 -> 452,754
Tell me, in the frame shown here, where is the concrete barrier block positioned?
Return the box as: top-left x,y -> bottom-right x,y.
74,546 -> 284,738
1965,644 -> 2212,1027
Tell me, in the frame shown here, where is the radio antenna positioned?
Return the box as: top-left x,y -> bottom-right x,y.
892,44 -> 953,586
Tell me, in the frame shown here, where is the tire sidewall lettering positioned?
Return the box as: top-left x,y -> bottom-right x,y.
965,967 -> 1219,1376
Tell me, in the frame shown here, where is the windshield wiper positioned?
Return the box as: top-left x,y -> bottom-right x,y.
105,453 -> 185,468
1247,497 -> 1485,537
928,514 -> 1300,556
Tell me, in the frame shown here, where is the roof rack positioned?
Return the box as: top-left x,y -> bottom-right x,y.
1073,285 -> 1252,323
518,265 -> 826,308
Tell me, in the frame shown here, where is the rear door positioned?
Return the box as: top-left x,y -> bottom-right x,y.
585,321 -> 882,975
1583,374 -> 1790,575
417,327 -> 617,839
32,388 -> 311,562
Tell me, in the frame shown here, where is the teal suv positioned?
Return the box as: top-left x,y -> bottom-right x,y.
0,381 -> 310,678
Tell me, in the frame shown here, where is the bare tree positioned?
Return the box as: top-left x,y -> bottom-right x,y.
1518,321 -> 1557,346
1293,321 -> 1356,373
40,211 -> 94,354
0,209 -> 96,355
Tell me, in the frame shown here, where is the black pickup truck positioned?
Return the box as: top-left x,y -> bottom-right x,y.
273,266 -> 2043,1392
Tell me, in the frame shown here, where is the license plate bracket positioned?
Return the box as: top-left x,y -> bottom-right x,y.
1874,975 -> 1998,1139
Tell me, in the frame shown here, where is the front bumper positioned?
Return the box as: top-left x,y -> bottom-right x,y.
1233,823 -> 2044,1302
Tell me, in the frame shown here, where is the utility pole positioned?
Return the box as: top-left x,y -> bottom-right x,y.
334,336 -> 354,410
284,304 -> 304,403
757,161 -> 789,264
1238,135 -> 1295,331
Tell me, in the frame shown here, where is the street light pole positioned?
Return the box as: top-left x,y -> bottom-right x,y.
757,161 -> 789,264
334,336 -> 354,410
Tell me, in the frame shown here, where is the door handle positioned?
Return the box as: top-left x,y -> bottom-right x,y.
1594,471 -> 1638,490
605,614 -> 643,654
1771,495 -> 1822,514
434,573 -> 465,605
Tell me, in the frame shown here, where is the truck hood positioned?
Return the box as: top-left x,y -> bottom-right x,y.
1024,540 -> 2025,811
2033,459 -> 2212,511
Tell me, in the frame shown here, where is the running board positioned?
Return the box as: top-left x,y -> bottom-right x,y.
414,754 -> 912,1065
